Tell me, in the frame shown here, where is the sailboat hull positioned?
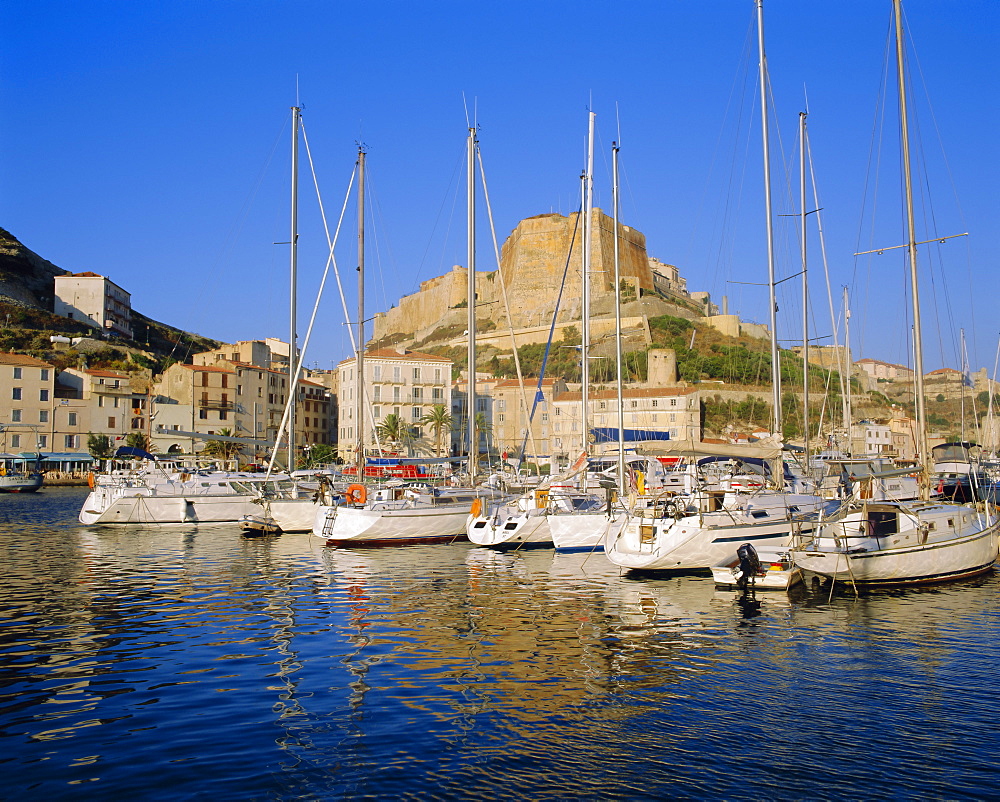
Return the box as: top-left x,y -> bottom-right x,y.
791,503 -> 1000,586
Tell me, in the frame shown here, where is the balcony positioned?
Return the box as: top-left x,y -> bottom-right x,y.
198,400 -> 235,411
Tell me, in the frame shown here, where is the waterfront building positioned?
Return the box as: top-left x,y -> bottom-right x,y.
550,386 -> 701,461
0,352 -> 56,451
336,347 -> 453,461
489,378 -> 568,462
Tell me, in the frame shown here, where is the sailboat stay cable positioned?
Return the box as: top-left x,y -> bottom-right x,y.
517,206 -> 583,465
476,148 -> 541,464
264,140 -> 377,478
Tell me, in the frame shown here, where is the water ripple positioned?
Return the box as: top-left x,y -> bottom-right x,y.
0,489 -> 998,799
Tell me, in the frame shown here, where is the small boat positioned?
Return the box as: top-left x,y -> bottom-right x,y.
0,452 -> 44,493
238,513 -> 282,536
712,543 -> 802,590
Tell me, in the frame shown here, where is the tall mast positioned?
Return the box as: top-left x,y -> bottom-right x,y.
356,146 -> 366,476
756,0 -> 782,438
580,110 -> 595,492
466,126 -> 478,480
612,140 -> 626,493
893,0 -> 929,487
799,111 -> 809,463
842,286 -> 853,450
288,106 -> 300,470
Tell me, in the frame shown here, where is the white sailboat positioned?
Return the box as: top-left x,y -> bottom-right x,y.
468,111 -> 600,550
314,127 -> 495,546
605,0 -> 835,572
548,135 -> 634,551
79,456 -> 292,525
790,0 -> 999,586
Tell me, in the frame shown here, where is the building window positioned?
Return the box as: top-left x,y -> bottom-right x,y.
373,365 -> 381,381
412,407 -> 422,420
132,417 -> 144,429
541,413 -> 548,423
13,367 -> 21,379
412,387 -> 422,400
374,386 -> 381,401
435,368 -> 441,382
39,410 -> 48,423
652,400 -> 658,408
600,401 -> 606,409
670,399 -> 678,407
219,411 -> 227,421
68,412 -> 77,426
413,367 -> 421,381
199,410 -> 208,420
40,389 -> 49,402
107,416 -> 115,428
65,435 -> 78,449
498,414 -> 505,423
392,366 -> 401,382
11,409 -> 21,422
39,435 -> 48,448
433,388 -> 443,400
393,387 -> 400,401
12,387 -> 21,400
631,401 -> 637,408
113,397 -> 119,408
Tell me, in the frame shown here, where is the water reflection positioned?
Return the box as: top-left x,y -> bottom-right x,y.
2,490 -> 1000,799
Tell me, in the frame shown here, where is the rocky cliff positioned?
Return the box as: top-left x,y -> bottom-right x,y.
0,227 -> 68,309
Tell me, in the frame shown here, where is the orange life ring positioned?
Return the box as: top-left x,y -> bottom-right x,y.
345,483 -> 367,505
470,498 -> 483,518
87,472 -> 95,489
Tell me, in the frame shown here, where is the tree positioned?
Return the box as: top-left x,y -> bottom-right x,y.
298,443 -> 336,469
124,432 -> 154,452
376,414 -> 414,450
87,433 -> 115,460
419,404 -> 454,456
473,411 -> 492,451
201,428 -> 241,461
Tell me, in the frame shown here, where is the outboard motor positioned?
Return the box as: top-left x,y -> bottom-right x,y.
736,543 -> 762,591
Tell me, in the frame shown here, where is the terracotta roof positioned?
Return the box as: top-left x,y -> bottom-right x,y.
182,364 -> 235,374
0,352 -> 54,368
927,367 -> 962,375
494,378 -> 562,389
554,386 -> 697,403
338,348 -> 452,366
67,271 -> 103,278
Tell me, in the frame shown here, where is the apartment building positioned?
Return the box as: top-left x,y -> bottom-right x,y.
53,272 -> 133,339
0,353 -> 56,452
489,378 -> 569,460
58,368 -> 150,447
336,348 -> 452,461
551,386 -> 701,460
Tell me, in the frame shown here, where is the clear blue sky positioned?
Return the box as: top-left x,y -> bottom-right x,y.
3,1 -> 997,375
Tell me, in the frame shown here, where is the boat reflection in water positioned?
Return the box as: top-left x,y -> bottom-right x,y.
3,490 -> 999,799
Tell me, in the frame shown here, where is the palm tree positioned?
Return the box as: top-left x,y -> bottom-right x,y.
419,404 -> 454,457
376,414 -> 414,452
473,411 -> 492,452
201,428 -> 241,461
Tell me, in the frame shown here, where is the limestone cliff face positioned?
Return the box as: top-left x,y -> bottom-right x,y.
373,209 -> 656,341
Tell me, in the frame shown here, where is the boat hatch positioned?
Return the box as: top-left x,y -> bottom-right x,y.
750,510 -> 768,519
868,510 -> 898,537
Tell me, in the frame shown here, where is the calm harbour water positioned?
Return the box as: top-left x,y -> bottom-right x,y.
2,488 -> 999,800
